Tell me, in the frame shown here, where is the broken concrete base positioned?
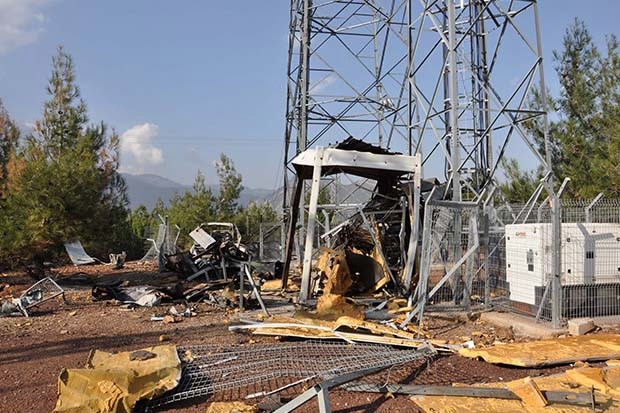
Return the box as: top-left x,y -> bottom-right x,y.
593,315 -> 620,329
568,318 -> 596,336
479,311 -> 567,339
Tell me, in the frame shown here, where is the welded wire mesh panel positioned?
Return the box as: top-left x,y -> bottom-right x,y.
421,204 -> 485,310
562,199 -> 620,224
490,199 -> 620,321
485,228 -> 508,308
145,341 -> 434,411
245,222 -> 284,262
559,199 -> 620,319
140,223 -> 166,261
18,277 -> 64,316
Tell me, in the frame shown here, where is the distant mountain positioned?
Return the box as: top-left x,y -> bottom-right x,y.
121,173 -> 188,210
121,173 -> 376,212
121,173 -> 278,210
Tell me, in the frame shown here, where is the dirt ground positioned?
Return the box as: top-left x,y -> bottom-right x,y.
0,261 -> 614,413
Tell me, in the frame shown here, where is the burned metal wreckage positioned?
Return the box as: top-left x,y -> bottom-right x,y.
70,222 -> 257,311
282,137 -> 434,305
158,221 -> 269,314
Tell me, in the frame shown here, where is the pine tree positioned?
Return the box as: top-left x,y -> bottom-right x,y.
591,35 -> 620,197
235,201 -> 278,241
215,153 -> 243,220
540,19 -> 620,198
166,170 -> 217,248
498,159 -> 544,203
507,19 -> 620,201
0,99 -> 20,190
2,46 -> 133,262
130,204 -> 154,239
551,19 -> 601,197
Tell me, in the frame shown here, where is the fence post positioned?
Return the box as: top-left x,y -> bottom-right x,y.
551,193 -> 562,328
259,223 -> 264,261
585,193 -> 604,223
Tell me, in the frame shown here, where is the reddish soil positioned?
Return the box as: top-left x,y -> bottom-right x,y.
0,262 -> 613,413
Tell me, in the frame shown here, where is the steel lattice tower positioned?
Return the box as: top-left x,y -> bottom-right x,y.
283,0 -> 560,324
283,0 -> 552,207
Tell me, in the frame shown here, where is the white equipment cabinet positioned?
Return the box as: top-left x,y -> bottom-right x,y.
505,223 -> 620,306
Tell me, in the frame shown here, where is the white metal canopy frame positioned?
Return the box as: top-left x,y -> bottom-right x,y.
283,144 -> 422,302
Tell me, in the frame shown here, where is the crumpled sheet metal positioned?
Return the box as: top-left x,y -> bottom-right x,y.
411,362 -> 620,413
459,334 -> 620,367
92,285 -> 163,307
233,314 -> 447,349
54,344 -> 181,413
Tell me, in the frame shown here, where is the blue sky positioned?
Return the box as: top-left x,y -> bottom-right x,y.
0,1 -> 618,190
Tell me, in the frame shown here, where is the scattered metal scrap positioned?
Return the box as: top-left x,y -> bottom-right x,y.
92,283 -> 177,307
342,382 -> 596,408
160,222 -> 270,314
83,221 -> 269,314
108,251 -> 127,269
64,240 -> 98,265
229,314 -> 451,350
182,222 -> 249,282
409,362 -> 620,412
150,305 -> 193,322
272,365 -> 387,413
0,277 -> 64,317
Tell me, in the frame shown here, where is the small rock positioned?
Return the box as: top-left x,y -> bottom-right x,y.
162,315 -> 176,324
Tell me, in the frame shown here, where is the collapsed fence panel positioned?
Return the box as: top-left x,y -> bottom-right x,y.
144,341 -> 435,412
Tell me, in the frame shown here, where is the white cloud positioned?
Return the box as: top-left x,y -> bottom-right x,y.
120,123 -> 164,170
0,0 -> 50,54
309,73 -> 338,95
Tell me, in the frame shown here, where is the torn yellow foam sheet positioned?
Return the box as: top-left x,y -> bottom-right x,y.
506,377 -> 547,408
459,334 -> 620,367
54,345 -> 181,413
